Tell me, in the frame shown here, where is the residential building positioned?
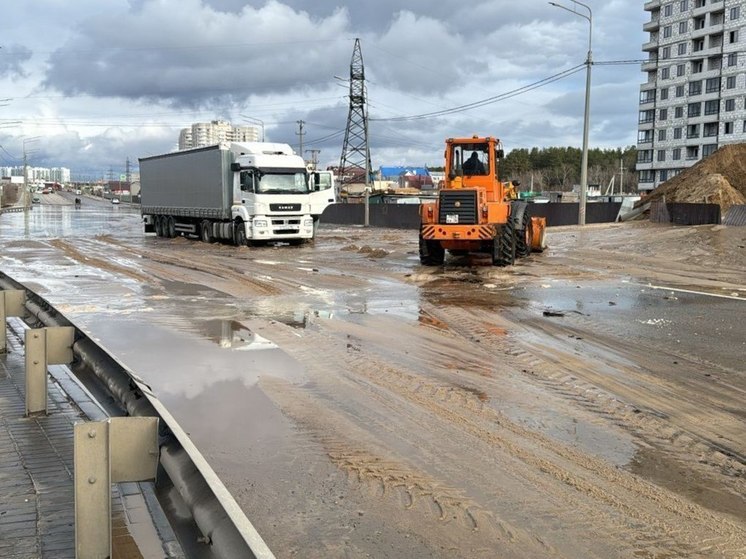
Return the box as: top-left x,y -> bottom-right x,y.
637,0 -> 746,191
178,120 -> 260,150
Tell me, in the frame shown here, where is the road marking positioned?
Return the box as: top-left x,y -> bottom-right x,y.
649,284 -> 745,302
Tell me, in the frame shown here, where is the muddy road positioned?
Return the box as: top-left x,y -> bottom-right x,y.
1,206 -> 745,558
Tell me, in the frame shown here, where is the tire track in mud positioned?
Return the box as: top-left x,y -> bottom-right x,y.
258,374 -> 552,559
48,239 -> 153,283
88,236 -> 282,295
429,303 -> 746,482
259,319 -> 746,558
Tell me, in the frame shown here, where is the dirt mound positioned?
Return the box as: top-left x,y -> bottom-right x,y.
641,143 -> 746,212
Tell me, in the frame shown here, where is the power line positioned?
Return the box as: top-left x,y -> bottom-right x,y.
370,64 -> 586,122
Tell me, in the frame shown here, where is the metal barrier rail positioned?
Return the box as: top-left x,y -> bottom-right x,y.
0,206 -> 28,214
0,272 -> 275,559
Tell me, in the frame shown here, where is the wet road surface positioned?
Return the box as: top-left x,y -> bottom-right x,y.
1,203 -> 745,558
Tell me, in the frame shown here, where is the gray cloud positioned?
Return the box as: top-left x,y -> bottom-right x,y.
0,44 -> 33,79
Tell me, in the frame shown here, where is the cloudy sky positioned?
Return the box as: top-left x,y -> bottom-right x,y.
0,0 -> 646,180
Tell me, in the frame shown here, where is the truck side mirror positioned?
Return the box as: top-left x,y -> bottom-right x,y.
231,163 -> 241,172
496,149 -> 505,159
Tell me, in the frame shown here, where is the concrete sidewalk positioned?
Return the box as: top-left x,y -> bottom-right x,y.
0,318 -> 181,559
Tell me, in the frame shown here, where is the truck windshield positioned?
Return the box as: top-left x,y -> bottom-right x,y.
453,143 -> 489,176
257,172 -> 309,194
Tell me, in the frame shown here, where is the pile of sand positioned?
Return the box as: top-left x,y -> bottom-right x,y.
640,143 -> 746,212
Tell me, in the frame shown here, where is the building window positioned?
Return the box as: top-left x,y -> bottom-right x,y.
665,4 -> 673,17
731,6 -> 740,20
660,87 -> 669,101
725,98 -> 736,111
686,146 -> 699,160
638,150 -> 654,163
693,38 -> 705,52
662,66 -> 671,79
694,0 -> 705,8
726,76 -> 737,89
659,129 -> 668,141
640,109 -> 656,124
657,150 -> 666,162
687,124 -> 700,138
728,53 -> 738,67
639,170 -> 655,183
743,120 -> 746,133
688,102 -> 702,117
705,100 -> 719,115
660,170 -> 669,182
660,108 -> 668,120
703,144 -> 718,157
689,81 -> 702,95
675,106 -> 684,118
674,127 -> 683,139
724,121 -> 734,134
664,25 -> 672,38
638,130 -> 653,143
677,42 -> 687,55
640,90 -> 656,103
680,0 -> 688,11
694,16 -> 705,30
677,63 -> 686,76
676,85 -> 685,97
673,148 -> 682,160
705,77 -> 721,92
730,30 -> 739,43
703,122 -> 719,136
691,59 -> 704,73
662,46 -> 671,60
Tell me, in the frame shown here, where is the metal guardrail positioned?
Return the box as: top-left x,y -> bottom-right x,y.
0,206 -> 29,214
0,272 -> 275,559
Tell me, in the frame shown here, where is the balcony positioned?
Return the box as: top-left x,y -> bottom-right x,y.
642,58 -> 659,71
644,0 -> 661,11
643,18 -> 660,32
642,39 -> 659,52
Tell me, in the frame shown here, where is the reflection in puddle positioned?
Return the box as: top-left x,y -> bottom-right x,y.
203,320 -> 278,350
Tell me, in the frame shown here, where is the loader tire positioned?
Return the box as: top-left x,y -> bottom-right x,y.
419,232 -> 445,266
492,222 -> 515,267
515,209 -> 533,258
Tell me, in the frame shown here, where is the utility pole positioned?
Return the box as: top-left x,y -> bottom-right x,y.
619,157 -> 624,194
296,120 -> 305,156
305,149 -> 320,170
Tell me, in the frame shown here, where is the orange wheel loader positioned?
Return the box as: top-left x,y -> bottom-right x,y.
419,136 -> 547,266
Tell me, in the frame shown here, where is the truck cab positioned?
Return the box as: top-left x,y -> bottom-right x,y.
229,142 -> 315,242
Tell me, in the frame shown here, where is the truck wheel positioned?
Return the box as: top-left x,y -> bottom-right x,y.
155,216 -> 164,237
419,232 -> 445,266
166,216 -> 176,238
234,220 -> 247,247
515,210 -> 533,258
200,220 -> 213,243
492,222 -> 515,266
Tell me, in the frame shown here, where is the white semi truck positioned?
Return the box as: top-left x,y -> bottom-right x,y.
140,142 -> 333,245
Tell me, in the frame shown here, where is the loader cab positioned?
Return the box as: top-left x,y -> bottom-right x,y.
448,139 -> 504,180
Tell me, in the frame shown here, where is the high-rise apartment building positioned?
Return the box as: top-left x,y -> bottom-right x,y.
637,0 -> 745,191
178,120 -> 260,150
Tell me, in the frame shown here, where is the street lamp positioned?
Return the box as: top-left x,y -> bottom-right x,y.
549,0 -> 592,226
240,115 -> 265,142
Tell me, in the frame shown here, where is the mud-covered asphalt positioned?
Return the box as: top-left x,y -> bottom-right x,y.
1,199 -> 745,558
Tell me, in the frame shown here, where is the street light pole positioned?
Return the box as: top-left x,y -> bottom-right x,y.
549,0 -> 592,225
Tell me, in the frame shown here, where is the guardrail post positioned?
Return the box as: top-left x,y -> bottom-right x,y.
24,326 -> 75,416
74,417 -> 159,559
1,289 -> 26,353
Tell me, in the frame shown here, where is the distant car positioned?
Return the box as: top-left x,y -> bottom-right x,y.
32,196 -> 41,204
111,197 -> 120,204
75,189 -> 82,195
